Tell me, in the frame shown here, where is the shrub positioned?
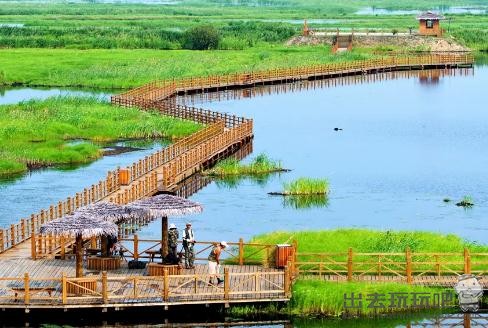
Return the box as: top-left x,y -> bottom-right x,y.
183,25 -> 221,50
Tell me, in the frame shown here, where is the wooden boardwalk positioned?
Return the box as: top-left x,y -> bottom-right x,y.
0,54 -> 478,311
0,259 -> 288,309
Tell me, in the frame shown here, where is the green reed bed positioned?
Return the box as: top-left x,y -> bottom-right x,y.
0,96 -> 201,177
205,153 -> 285,176
0,47 -> 373,89
270,177 -> 329,195
229,280 -> 451,317
251,229 -> 488,254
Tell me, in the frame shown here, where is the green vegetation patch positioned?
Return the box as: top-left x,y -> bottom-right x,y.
290,280 -> 451,316
0,47 -> 373,89
205,153 -> 285,176
0,96 -> 202,177
250,229 -> 488,253
271,177 -> 329,195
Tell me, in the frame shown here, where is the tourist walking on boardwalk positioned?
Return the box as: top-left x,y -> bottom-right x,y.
183,222 -> 196,269
168,223 -> 179,263
208,241 -> 227,285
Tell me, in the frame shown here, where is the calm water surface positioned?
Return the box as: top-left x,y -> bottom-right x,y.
356,6 -> 488,15
0,87 -> 112,105
140,66 -> 488,246
0,141 -> 168,227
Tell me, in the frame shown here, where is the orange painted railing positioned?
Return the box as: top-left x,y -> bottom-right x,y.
1,54 -> 474,255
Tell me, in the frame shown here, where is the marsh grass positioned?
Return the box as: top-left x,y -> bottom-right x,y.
281,177 -> 329,195
206,153 -> 284,176
229,280 -> 450,317
0,96 -> 201,176
250,229 -> 488,254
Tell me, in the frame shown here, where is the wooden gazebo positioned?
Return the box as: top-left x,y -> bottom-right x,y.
417,11 -> 445,37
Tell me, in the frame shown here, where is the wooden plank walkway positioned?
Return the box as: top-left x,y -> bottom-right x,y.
0,259 -> 287,308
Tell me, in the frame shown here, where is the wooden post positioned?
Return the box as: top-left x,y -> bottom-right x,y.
60,236 -> 66,260
284,263 -> 290,298
134,234 -> 139,260
0,229 -> 4,253
406,247 -> 412,284
102,271 -> 108,304
464,248 -> 471,274
24,273 -> 30,305
347,247 -> 353,282
163,269 -> 169,301
62,273 -> 67,304
75,235 -> 83,278
224,268 -> 230,300
238,238 -> 244,266
31,233 -> 37,260
161,216 -> 168,257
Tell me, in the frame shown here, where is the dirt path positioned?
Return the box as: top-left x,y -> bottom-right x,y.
287,34 -> 470,52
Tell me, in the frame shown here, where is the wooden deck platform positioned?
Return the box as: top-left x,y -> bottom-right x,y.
0,258 -> 288,309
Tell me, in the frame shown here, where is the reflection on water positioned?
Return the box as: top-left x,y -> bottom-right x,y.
2,313 -> 487,327
0,87 -> 113,105
281,194 -> 329,210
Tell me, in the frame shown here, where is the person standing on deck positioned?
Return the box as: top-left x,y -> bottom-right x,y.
208,241 -> 227,285
183,222 -> 196,269
168,223 -> 179,263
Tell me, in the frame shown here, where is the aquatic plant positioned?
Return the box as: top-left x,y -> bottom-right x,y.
281,177 -> 329,195
456,195 -> 474,207
205,153 -> 285,176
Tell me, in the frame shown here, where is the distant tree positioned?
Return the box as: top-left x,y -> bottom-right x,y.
183,25 -> 221,50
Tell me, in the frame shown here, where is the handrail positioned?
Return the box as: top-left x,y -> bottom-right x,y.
295,248 -> 488,283
1,54 -> 474,256
0,270 -> 287,306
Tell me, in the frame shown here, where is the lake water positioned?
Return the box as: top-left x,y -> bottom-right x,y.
147,65 -> 488,246
2,313 -> 486,327
0,140 -> 168,228
356,6 -> 488,15
0,86 -> 112,105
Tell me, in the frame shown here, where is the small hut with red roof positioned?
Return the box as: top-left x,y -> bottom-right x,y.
417,11 -> 445,37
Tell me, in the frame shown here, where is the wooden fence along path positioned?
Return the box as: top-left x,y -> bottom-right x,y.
0,54 -> 477,309
294,248 -> 488,287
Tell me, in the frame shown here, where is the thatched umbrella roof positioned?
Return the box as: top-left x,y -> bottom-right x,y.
40,215 -> 118,278
126,194 -> 203,218
74,202 -> 134,224
126,194 -> 203,258
40,215 -> 118,239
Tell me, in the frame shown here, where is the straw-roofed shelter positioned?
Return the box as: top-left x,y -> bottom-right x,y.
126,194 -> 203,257
40,215 -> 118,277
74,202 -> 135,257
75,202 -> 134,224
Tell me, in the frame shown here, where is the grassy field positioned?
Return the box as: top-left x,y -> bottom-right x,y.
250,229 -> 488,253
230,280 -> 453,317
0,47 -> 372,89
0,96 -> 201,177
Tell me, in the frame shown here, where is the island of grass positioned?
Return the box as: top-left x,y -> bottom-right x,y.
204,153 -> 287,176
0,96 -> 202,177
269,177 -> 329,195
232,229 -> 488,317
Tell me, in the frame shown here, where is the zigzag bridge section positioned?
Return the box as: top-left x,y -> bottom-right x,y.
0,54 -> 482,311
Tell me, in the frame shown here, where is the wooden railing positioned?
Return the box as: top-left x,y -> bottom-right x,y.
0,270 -> 289,306
116,237 -> 277,266
112,53 -> 474,107
1,54 -> 474,256
294,248 -> 488,283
